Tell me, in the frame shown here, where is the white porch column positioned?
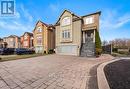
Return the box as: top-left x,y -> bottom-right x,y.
83,32 -> 85,43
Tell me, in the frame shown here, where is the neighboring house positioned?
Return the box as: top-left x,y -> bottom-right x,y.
33,21 -> 55,53
0,38 -> 3,48
55,10 -> 101,57
21,32 -> 34,48
1,37 -> 8,48
3,35 -> 21,48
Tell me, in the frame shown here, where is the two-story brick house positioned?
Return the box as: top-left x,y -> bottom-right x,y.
21,32 -> 33,48
3,35 -> 21,48
55,10 -> 101,57
33,21 -> 55,53
1,38 -> 8,48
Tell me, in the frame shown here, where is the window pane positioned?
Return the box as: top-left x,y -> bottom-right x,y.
68,31 -> 70,38
85,17 -> 94,24
62,31 -> 64,38
62,30 -> 71,39
37,36 -> 42,45
62,17 -> 71,26
37,27 -> 42,32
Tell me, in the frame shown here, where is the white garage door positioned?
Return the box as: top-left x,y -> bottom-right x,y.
35,46 -> 44,53
57,45 -> 77,55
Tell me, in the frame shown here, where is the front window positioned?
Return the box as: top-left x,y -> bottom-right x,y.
10,38 -> 13,41
24,34 -> 28,40
37,36 -> 42,45
9,38 -> 14,47
85,16 -> 94,24
37,27 -> 42,32
62,17 -> 71,26
24,41 -> 28,46
62,30 -> 70,38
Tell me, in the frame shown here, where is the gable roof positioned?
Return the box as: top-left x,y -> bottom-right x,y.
33,20 -> 55,32
36,20 -> 48,27
55,10 -> 101,26
23,32 -> 33,36
81,11 -> 101,17
55,9 -> 80,25
33,20 -> 49,32
8,35 -> 19,38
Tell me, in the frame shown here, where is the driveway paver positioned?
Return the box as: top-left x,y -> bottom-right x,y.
0,54 -> 113,89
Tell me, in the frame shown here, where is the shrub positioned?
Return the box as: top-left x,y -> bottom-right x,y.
95,30 -> 102,56
48,49 -> 54,54
111,52 -> 122,57
95,48 -> 102,56
113,48 -> 118,53
118,51 -> 129,55
111,53 -> 118,57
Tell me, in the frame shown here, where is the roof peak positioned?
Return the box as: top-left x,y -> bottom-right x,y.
81,11 -> 101,17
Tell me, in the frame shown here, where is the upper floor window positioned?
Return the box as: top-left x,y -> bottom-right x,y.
85,16 -> 94,24
36,36 -> 42,45
24,34 -> 28,39
37,27 -> 42,32
24,41 -> 28,46
62,30 -> 70,39
62,17 -> 71,26
10,38 -> 13,41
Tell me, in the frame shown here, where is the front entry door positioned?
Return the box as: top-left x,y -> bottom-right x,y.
85,30 -> 94,43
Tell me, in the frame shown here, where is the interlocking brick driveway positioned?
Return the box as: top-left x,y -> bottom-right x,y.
0,54 -> 113,89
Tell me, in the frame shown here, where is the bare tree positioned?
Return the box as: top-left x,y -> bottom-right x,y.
109,38 -> 130,48
102,40 -> 108,46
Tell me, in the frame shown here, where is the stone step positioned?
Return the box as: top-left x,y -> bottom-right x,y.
80,42 -> 95,57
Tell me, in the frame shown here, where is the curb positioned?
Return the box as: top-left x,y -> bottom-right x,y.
97,58 -> 122,89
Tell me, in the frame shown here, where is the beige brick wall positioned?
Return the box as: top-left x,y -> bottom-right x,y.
55,11 -> 82,56
60,11 -> 73,42
33,21 -> 55,53
33,21 -> 46,53
72,20 -> 82,55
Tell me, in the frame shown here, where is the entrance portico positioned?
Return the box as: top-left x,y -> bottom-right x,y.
82,29 -> 95,44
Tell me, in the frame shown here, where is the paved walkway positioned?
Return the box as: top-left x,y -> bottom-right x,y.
0,54 -> 113,89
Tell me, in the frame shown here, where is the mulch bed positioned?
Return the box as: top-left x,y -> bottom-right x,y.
104,59 -> 130,89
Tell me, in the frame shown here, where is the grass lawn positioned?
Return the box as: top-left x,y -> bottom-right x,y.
0,54 -> 47,62
112,52 -> 130,57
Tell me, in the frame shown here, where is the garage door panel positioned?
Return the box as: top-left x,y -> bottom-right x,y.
57,45 -> 77,55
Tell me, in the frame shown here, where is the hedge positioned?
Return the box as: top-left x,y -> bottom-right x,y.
95,30 -> 102,56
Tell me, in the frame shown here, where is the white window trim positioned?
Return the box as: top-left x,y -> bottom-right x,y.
24,34 -> 28,40
36,36 -> 42,45
62,30 -> 70,39
85,16 -> 94,24
62,17 -> 71,26
37,27 -> 42,32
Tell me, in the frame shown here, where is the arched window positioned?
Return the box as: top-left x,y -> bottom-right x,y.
37,27 -> 42,32
62,17 -> 71,26
24,34 -> 28,39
